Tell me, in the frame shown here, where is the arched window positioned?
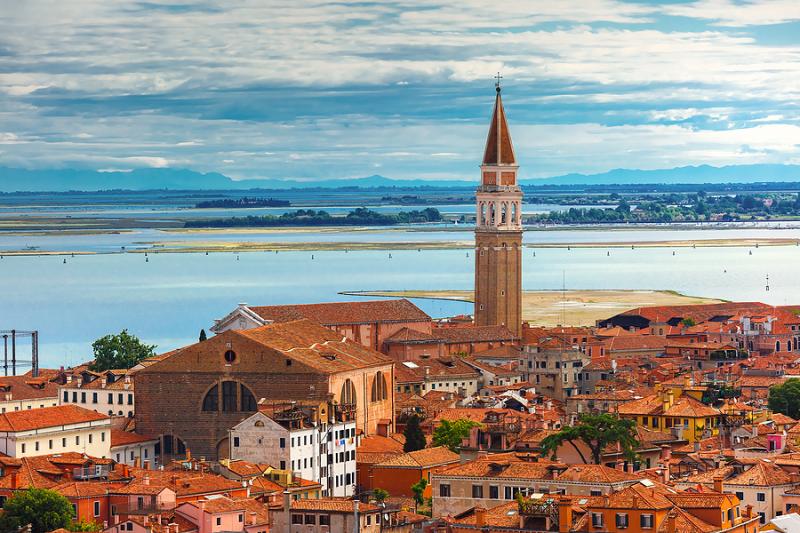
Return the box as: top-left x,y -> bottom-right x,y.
480,203 -> 487,225
776,341 -> 781,353
511,202 -> 518,225
340,379 -> 357,406
202,384 -> 219,412
489,203 -> 495,225
202,381 -> 257,412
371,372 -> 388,402
500,203 -> 507,224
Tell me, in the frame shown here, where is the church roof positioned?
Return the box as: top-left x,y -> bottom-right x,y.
482,87 -> 516,166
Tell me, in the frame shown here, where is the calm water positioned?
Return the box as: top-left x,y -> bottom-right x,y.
0,241 -> 796,368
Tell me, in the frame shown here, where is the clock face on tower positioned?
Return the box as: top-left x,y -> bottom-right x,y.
474,85 -> 523,338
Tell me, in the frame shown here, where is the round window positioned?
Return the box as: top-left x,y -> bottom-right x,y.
224,350 -> 236,363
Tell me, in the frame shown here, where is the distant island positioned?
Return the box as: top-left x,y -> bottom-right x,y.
185,207 -> 443,228
195,197 -> 291,208
532,192 -> 800,224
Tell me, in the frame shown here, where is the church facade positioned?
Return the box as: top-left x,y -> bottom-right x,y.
474,83 -> 523,337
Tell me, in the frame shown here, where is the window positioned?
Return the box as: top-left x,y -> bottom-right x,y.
92,393 -> 97,404
616,513 -> 628,528
641,514 -> 653,528
371,372 -> 388,402
101,432 -> 105,442
489,485 -> 499,499
48,439 -> 53,450
240,384 -> 257,411
440,484 -> 451,497
736,491 -> 744,501
340,379 -> 357,406
94,501 -> 101,517
62,438 -> 67,447
202,384 -> 219,411
759,512 -> 766,524
238,514 -> 243,523
224,349 -> 237,363
216,517 -> 221,526
76,435 -> 80,445
35,441 -> 39,451
319,515 -> 330,526
81,392 -> 86,403
233,437 -> 240,447
504,487 -> 512,500
304,515 -> 315,525
280,438 -> 286,448
127,394 -> 133,405
21,443 -> 25,453
590,490 -> 602,497
72,504 -> 77,517
89,433 -> 93,444
108,393 -> 113,404
222,381 -> 237,412
757,493 -> 766,502
472,485 -> 483,498
591,513 -> 603,528
63,391 -> 68,402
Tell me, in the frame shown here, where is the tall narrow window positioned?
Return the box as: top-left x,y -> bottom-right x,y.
202,385 -> 219,412
340,379 -> 356,406
222,381 -> 237,412
240,384 -> 257,412
371,372 -> 388,402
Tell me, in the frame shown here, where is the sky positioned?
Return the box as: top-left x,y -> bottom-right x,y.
2,0 -> 800,182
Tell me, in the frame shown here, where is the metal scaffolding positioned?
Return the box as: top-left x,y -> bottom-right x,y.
0,330 -> 39,377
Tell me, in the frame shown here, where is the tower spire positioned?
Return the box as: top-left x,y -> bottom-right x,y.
482,79 -> 516,167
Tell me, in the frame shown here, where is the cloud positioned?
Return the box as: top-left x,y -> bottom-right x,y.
1,0 -> 799,179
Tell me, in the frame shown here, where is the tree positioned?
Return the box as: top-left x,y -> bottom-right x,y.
372,488 -> 389,503
432,419 -> 480,452
0,488 -> 74,533
90,330 -> 156,371
403,414 -> 427,452
539,413 -> 639,465
199,329 -> 207,342
681,318 -> 696,327
768,379 -> 800,419
411,478 -> 428,506
69,519 -> 102,532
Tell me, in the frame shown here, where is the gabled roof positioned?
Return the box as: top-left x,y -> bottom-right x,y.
248,299 -> 430,326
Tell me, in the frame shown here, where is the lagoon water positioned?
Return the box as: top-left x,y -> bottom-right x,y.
1,236 -> 798,368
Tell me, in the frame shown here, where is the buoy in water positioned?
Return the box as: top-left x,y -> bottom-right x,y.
388,253 -> 392,259
672,251 -> 675,256
749,250 -> 753,255
63,258 -> 67,264
145,257 -> 149,263
607,251 -> 610,256
311,255 -> 314,260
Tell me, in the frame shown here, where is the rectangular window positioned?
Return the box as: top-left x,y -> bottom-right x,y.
319,515 -> 330,526
489,485 -> 498,499
736,491 -> 744,500
641,514 -> 653,529
504,486 -> 512,500
35,441 -> 39,451
233,437 -> 240,447
76,435 -> 80,445
472,485 -> 483,498
304,515 -> 315,525
94,501 -> 101,517
62,438 -> 67,447
439,484 -> 451,497
108,393 -> 113,404
280,438 -> 286,448
81,392 -> 86,403
590,490 -> 602,497
92,392 -> 97,404
128,394 -> 133,405
72,391 -> 77,402
591,513 -> 603,528
616,513 -> 628,528
48,439 -> 53,450
757,493 -> 766,502
89,434 -> 93,444
21,443 -> 26,453
101,432 -> 105,442
759,512 -> 766,524
63,391 -> 69,402
216,517 -> 221,526
222,381 -> 237,412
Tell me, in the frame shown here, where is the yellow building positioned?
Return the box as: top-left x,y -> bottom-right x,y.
618,386 -> 720,442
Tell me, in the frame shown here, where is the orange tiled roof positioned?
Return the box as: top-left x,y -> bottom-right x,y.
374,446 -> 459,469
110,429 -> 157,447
291,498 -> 379,513
249,299 -> 430,325
0,405 -> 108,432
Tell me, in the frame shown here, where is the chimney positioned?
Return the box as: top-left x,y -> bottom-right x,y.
667,511 -> 677,533
143,460 -> 150,471
558,497 -> 573,533
101,377 -> 107,388
475,507 -> 487,528
134,457 -> 141,468
746,504 -> 753,518
143,474 -> 150,485
713,476 -> 724,493
10,472 -> 18,490
122,465 -> 130,477
660,444 -> 672,462
199,499 -> 206,511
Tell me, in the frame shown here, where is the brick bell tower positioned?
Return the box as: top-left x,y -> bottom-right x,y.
474,78 -> 523,337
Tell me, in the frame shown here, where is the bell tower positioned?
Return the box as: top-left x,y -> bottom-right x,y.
474,79 -> 523,337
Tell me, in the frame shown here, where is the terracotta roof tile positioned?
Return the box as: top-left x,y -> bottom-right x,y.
249,299 -> 430,325
375,446 -> 459,469
291,498 -> 379,513
0,405 -> 108,432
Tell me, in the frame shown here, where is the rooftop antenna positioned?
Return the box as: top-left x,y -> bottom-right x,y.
765,274 -> 770,292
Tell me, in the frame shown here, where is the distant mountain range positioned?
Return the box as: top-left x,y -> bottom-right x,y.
2,164 -> 800,192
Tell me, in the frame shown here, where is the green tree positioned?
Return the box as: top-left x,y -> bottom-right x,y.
768,379 -> 800,419
69,519 -> 102,532
403,414 -> 427,452
411,478 -> 428,506
539,413 -> 639,465
199,329 -> 208,342
90,330 -> 156,371
681,318 -> 696,327
432,419 -> 480,452
0,488 -> 74,533
372,488 -> 389,503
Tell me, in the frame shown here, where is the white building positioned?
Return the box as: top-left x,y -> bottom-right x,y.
0,404 -> 111,458
229,401 -> 357,497
0,376 -> 60,414
110,429 -> 159,468
59,369 -> 135,418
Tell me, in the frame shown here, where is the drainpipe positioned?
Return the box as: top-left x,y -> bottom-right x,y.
353,500 -> 360,533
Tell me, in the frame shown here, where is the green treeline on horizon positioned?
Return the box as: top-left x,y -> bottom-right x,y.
185,207 -> 443,228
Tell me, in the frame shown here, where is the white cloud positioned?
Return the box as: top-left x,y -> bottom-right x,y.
664,0 -> 800,27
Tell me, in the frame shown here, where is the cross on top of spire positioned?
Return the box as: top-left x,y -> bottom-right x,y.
494,72 -> 503,92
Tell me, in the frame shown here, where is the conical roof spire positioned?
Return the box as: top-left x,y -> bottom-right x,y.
482,84 -> 517,166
